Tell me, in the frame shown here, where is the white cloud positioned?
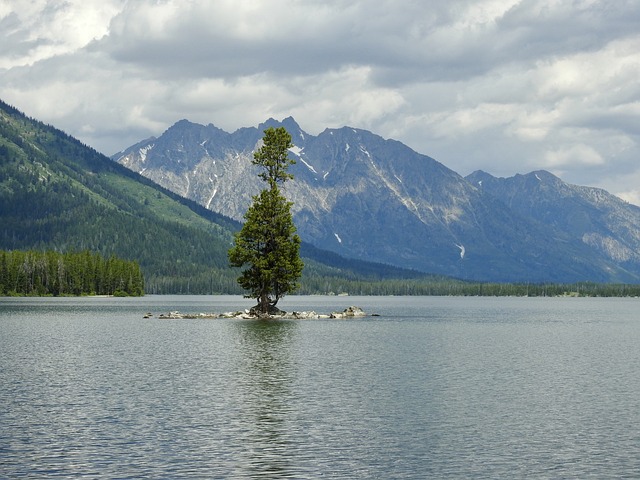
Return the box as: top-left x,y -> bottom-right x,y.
283,66 -> 407,133
600,168 -> 640,207
617,190 -> 640,206
543,144 -> 605,168
0,0 -> 123,68
1,0 -> 640,201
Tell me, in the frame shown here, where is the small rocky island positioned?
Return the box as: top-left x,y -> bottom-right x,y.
147,306 -> 367,320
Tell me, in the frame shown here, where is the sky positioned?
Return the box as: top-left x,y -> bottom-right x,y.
1,0 -> 639,204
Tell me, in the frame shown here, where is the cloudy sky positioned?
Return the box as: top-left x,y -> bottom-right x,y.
2,0 -> 639,203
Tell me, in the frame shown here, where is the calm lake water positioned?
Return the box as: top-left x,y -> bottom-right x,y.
1,295 -> 639,479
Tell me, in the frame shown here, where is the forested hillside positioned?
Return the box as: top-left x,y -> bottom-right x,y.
0,99 -> 455,295
0,250 -> 143,296
0,100 -> 246,293
3,101 -> 639,297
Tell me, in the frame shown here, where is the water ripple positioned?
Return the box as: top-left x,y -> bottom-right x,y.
1,296 -> 640,478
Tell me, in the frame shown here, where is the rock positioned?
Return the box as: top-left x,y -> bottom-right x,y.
343,306 -> 366,317
291,311 -> 318,319
249,304 -> 285,317
151,306 -> 366,320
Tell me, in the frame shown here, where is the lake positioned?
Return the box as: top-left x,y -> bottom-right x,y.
1,295 -> 639,478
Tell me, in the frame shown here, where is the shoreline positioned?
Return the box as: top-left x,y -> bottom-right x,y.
148,306 -> 368,320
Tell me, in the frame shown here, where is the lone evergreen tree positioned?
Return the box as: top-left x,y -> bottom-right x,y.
228,127 -> 304,316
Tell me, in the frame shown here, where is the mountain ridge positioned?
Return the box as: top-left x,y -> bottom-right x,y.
466,169 -> 640,269
1,99 -> 452,294
113,117 -> 640,283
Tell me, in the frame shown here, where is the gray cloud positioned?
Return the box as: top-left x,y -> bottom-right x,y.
1,0 -> 639,204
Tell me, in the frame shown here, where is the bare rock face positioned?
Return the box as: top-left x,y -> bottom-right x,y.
114,118 -> 640,283
467,169 -> 640,269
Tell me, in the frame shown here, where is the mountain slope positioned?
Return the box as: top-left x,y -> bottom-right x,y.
114,118 -> 638,283
0,100 -> 243,293
467,170 -> 640,274
1,100 -> 447,294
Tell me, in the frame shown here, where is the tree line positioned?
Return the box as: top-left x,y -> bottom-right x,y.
3,101 -> 640,299
297,274 -> 640,297
0,249 -> 144,296
141,263 -> 640,297
1,98 -> 236,297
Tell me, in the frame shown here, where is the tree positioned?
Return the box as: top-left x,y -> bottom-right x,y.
228,127 -> 304,315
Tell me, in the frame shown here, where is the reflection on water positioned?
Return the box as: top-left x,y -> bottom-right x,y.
232,319 -> 299,478
2,296 -> 640,478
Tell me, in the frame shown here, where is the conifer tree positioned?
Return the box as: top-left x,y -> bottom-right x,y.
228,127 -> 304,315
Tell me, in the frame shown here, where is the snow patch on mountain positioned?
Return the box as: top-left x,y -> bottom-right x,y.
206,187 -> 218,209
456,243 -> 466,259
334,233 -> 342,244
139,144 -> 154,163
184,173 -> 190,196
289,145 -> 303,156
289,145 -> 318,174
299,158 -> 317,174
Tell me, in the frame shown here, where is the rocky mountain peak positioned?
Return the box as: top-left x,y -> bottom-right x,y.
112,118 -> 640,283
466,169 -> 640,269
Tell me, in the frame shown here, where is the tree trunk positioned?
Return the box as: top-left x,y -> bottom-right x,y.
259,292 -> 269,316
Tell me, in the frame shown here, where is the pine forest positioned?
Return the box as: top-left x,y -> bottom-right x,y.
0,250 -> 144,297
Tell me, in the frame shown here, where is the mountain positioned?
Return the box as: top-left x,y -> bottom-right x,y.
0,100 -> 242,293
466,170 -> 640,274
2,100 -> 458,295
113,118 -> 639,283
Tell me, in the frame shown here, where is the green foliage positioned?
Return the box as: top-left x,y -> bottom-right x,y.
252,126 -> 296,187
3,100 -> 640,298
0,99 -> 237,294
0,249 -> 143,296
229,127 -> 304,313
229,188 -> 304,305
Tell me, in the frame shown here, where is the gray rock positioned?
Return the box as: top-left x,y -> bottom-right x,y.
152,306 -> 367,320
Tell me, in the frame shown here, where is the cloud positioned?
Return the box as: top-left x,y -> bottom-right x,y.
600,168 -> 640,208
103,1 -> 369,78
0,0 -> 123,68
544,144 -> 605,168
617,190 -> 640,207
1,0 -> 639,204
